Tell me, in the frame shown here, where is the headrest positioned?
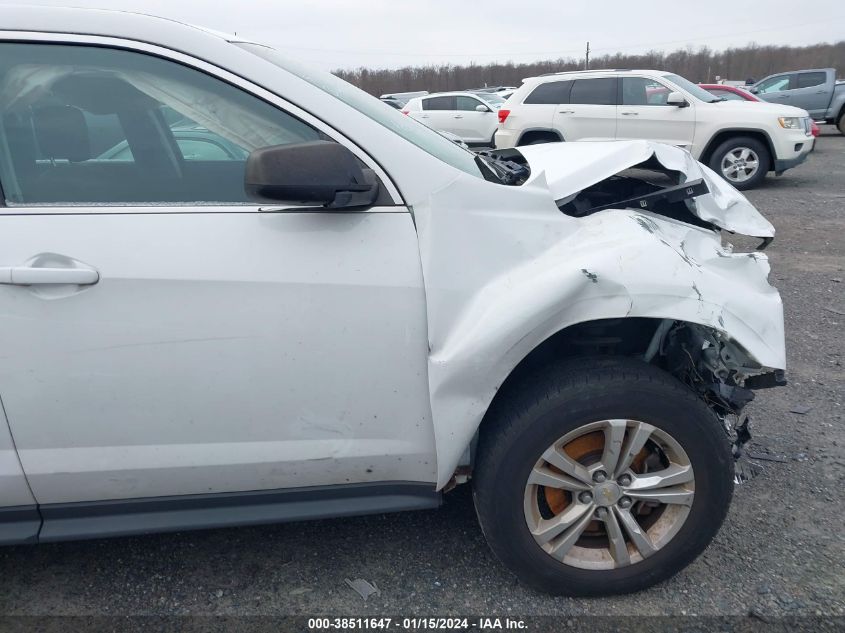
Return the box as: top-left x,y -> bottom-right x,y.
32,105 -> 91,162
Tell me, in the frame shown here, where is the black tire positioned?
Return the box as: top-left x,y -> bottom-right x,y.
837,112 -> 845,135
473,357 -> 733,596
707,136 -> 770,190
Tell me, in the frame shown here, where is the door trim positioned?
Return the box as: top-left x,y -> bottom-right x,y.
0,505 -> 40,545
31,482 -> 440,544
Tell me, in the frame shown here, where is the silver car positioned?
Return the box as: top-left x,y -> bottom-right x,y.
0,5 -> 785,596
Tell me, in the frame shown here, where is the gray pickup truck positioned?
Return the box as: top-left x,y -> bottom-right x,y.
751,68 -> 845,134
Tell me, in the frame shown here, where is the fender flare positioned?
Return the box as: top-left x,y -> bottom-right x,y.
516,128 -> 564,145
700,128 -> 777,167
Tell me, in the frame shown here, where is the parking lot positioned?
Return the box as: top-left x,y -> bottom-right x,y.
0,129 -> 842,620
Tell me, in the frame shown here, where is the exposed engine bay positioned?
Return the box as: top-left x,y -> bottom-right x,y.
478,147 -> 770,248
662,322 -> 786,481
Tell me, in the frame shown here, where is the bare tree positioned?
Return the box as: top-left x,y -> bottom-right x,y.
335,41 -> 845,95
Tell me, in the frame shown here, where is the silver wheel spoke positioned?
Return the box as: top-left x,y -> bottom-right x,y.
723,147 -> 758,182
627,485 -> 694,506
531,501 -> 592,545
613,421 -> 654,477
600,419 -> 627,475
604,508 -> 631,567
547,505 -> 595,560
524,419 -> 694,571
627,463 -> 693,491
527,465 -> 590,491
615,507 -> 657,558
541,446 -> 592,484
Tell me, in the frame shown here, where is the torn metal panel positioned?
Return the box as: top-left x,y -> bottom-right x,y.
415,146 -> 785,489
517,140 -> 775,238
344,578 -> 381,601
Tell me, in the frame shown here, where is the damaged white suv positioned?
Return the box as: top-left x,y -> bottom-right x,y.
0,6 -> 785,596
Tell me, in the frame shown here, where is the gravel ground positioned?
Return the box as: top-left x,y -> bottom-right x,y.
0,129 -> 843,620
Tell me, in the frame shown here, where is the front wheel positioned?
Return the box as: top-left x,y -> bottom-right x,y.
708,136 -> 770,190
837,114 -> 845,135
473,357 -> 734,596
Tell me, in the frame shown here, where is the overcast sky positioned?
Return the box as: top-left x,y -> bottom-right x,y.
8,0 -> 845,71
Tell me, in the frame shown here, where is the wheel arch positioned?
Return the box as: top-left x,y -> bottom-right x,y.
517,128 -> 564,146
486,317 -> 670,405
433,281 -> 784,490
835,102 -> 845,131
700,129 -> 776,170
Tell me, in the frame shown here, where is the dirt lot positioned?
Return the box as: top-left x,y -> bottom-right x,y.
0,129 -> 843,620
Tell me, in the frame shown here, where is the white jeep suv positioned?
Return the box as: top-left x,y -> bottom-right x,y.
495,69 -> 814,189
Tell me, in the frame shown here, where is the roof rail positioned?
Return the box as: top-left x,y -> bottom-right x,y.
537,68 -> 633,77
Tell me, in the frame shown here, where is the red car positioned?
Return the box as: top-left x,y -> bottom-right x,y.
699,84 -> 820,137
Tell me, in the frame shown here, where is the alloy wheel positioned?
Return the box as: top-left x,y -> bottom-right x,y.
720,147 -> 760,184
523,419 -> 695,570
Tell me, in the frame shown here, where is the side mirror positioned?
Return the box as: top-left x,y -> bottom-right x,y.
748,86 -> 759,94
475,104 -> 491,112
666,91 -> 689,107
245,141 -> 378,208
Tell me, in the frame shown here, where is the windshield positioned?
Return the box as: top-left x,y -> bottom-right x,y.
664,74 -> 724,103
707,89 -> 746,102
477,93 -> 505,106
237,43 -> 483,179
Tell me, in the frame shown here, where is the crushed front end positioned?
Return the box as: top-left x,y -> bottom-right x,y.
661,322 -> 787,482
507,140 -> 788,483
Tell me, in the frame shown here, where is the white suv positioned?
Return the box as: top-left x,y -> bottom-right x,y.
0,6 -> 786,596
403,92 -> 504,146
495,70 -> 814,189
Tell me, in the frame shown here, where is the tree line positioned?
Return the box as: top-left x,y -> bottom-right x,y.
334,41 -> 845,96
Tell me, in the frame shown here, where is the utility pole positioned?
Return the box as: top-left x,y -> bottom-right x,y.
585,42 -> 590,70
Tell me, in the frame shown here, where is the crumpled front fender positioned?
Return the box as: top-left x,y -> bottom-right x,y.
415,168 -> 785,489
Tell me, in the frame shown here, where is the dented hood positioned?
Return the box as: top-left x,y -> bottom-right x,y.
516,140 -> 775,238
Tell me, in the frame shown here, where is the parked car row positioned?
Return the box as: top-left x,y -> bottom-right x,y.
401,68 -> 823,190
401,91 -> 505,146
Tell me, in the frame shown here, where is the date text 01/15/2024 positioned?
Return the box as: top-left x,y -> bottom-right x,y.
307,617 -> 528,630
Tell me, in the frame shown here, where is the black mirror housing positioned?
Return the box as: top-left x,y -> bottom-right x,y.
245,141 -> 379,208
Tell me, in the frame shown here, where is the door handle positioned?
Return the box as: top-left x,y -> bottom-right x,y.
453,115 -> 463,118
0,266 -> 99,285
620,111 -> 639,115
558,110 -> 575,114
419,114 -> 430,118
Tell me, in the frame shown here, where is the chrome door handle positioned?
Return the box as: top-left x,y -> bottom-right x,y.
620,111 -> 639,115
0,266 -> 99,285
